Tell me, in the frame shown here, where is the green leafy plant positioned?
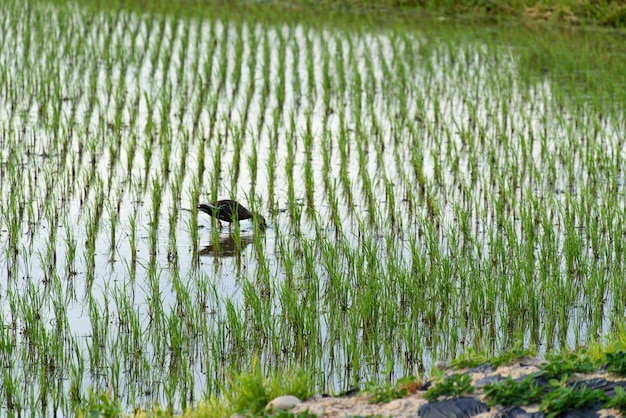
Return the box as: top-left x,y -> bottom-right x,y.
603,385 -> 626,414
451,348 -> 489,369
368,385 -> 408,404
224,357 -> 314,415
539,383 -> 607,418
367,374 -> 422,404
491,344 -> 537,368
605,349 -> 626,376
452,344 -> 536,371
229,363 -> 270,414
424,373 -> 474,401
483,375 -> 544,407
539,351 -> 597,380
261,409 -> 319,418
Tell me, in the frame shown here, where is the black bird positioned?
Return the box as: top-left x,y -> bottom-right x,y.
197,199 -> 266,229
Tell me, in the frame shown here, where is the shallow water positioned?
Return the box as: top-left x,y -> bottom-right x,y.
0,0 -> 625,414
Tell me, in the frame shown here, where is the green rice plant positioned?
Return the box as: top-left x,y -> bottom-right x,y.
77,390 -> 123,418
320,35 -> 332,120
127,206 -> 138,270
105,201 -> 118,261
265,116 -> 278,211
256,29 -> 271,129
302,119 -> 315,217
337,132 -> 354,212
275,28 -> 287,118
68,359 -> 84,409
188,180 -> 201,265
148,176 -> 162,263
87,296 -> 104,374
228,126 -> 243,193
2,368 -> 22,414
491,344 -> 537,368
247,139 -> 259,195
167,206 -> 179,265
289,36 -> 301,112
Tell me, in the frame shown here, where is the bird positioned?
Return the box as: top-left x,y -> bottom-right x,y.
197,199 -> 266,230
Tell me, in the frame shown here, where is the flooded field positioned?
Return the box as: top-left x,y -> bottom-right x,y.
0,0 -> 625,414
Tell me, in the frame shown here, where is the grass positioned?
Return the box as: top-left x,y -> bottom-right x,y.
365,360 -> 423,404
0,0 -> 626,415
76,0 -> 626,28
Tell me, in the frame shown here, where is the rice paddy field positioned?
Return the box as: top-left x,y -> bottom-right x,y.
1,0 -> 625,415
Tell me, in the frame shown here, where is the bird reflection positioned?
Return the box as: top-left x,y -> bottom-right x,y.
199,232 -> 256,257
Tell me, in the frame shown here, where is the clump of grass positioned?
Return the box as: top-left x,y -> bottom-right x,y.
491,344 -> 537,368
367,375 -> 422,404
77,390 -> 123,418
225,357 -> 314,415
451,348 -> 490,369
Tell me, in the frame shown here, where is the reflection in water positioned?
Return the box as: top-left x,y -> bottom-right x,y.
199,230 -> 257,257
